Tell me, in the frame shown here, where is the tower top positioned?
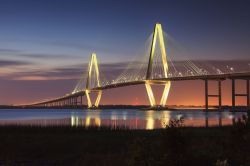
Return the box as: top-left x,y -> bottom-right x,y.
155,23 -> 162,26
146,23 -> 168,79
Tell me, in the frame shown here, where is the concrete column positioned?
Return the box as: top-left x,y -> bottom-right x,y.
218,80 -> 222,110
205,79 -> 208,110
232,79 -> 235,112
247,79 -> 249,109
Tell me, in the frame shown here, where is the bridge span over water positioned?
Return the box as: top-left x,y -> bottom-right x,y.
26,23 -> 250,111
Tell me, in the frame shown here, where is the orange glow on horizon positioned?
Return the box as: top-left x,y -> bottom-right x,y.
0,79 -> 248,107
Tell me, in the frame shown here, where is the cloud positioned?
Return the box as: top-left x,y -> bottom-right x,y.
2,62 -> 128,81
3,64 -> 86,81
46,41 -> 113,54
0,60 -> 31,67
13,76 -> 78,81
1,40 -> 112,56
0,47 -> 83,59
0,48 -> 21,53
3,60 -> 250,81
18,53 -> 81,59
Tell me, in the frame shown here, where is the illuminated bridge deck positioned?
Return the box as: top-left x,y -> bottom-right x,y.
30,71 -> 250,106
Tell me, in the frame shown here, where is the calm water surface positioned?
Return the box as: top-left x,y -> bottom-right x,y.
0,109 -> 246,129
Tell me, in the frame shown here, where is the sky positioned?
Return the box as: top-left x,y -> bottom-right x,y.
0,0 -> 250,105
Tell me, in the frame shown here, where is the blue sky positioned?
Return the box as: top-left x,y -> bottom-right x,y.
0,0 -> 250,104
1,0 -> 250,62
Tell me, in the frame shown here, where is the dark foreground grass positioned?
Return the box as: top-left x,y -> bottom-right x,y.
0,122 -> 250,166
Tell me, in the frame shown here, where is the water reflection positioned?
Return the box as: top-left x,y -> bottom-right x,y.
0,109 -> 247,129
160,111 -> 170,128
71,111 -> 101,127
146,111 -> 154,130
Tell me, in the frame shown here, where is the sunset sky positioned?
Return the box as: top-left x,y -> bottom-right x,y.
0,0 -> 250,106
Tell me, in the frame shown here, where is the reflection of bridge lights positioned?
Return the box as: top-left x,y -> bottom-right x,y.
177,114 -> 183,119
146,118 -> 154,130
146,111 -> 155,130
160,111 -> 170,128
95,118 -> 101,126
71,116 -> 75,126
122,112 -> 127,120
85,117 -> 91,126
111,112 -> 117,120
71,115 -> 80,127
71,112 -> 101,127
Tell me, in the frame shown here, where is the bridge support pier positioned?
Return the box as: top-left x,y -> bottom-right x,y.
85,90 -> 102,108
248,79 -> 250,109
145,80 -> 171,107
204,79 -> 222,111
74,97 -> 77,107
231,79 -> 250,111
80,95 -> 83,106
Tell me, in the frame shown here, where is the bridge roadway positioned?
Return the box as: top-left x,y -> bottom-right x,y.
29,71 -> 250,107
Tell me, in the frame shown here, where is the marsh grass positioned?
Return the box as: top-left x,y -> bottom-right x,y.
0,114 -> 250,165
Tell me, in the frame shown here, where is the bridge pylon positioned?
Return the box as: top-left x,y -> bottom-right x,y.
145,23 -> 171,107
85,53 -> 102,108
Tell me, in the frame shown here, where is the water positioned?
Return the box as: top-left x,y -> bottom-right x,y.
0,109 -> 246,129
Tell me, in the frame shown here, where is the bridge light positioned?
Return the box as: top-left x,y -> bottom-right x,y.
216,69 -> 223,74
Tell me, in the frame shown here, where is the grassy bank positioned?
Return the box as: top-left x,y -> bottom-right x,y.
0,119 -> 250,165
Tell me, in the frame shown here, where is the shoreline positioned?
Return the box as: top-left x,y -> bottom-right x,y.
0,105 -> 248,112
0,124 -> 250,165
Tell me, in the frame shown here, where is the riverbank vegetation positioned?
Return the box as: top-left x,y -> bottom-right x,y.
0,115 -> 250,165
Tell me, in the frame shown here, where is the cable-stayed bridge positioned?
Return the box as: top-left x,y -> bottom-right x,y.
27,23 -> 250,110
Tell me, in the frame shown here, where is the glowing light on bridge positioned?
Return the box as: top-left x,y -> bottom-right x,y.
145,23 -> 171,107
27,23 -> 250,110
85,53 -> 102,108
